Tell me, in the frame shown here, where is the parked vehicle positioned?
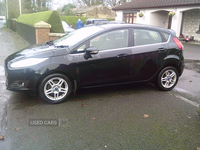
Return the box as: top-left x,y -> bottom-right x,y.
0,16 -> 5,20
61,21 -> 75,34
5,24 -> 184,104
83,18 -> 109,27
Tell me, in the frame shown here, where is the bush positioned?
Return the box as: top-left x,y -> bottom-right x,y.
61,16 -> 115,29
17,11 -> 64,33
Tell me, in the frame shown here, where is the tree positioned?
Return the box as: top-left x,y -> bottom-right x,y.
0,0 -> 6,16
61,3 -> 76,12
72,0 -> 104,7
7,0 -> 20,18
104,0 -> 133,7
61,3 -> 76,16
35,0 -> 52,12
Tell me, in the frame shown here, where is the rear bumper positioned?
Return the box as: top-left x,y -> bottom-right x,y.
179,57 -> 184,76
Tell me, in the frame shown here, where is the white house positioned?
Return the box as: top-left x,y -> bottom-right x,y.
112,0 -> 200,41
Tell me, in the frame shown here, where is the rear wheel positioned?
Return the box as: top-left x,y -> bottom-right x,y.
156,66 -> 179,91
39,74 -> 72,104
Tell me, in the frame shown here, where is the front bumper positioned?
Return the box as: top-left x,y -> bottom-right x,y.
4,64 -> 42,94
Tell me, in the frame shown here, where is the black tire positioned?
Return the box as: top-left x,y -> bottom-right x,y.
39,73 -> 72,104
156,66 -> 179,91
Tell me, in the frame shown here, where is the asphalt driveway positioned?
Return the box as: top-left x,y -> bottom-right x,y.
0,29 -> 199,150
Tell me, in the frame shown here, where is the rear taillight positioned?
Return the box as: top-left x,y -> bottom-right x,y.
173,37 -> 183,50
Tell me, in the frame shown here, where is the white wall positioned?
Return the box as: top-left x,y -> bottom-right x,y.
149,11 -> 169,28
114,6 -> 200,38
182,9 -> 200,41
115,11 -> 123,21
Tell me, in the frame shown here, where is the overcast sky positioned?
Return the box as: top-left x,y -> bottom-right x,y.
52,0 -> 72,10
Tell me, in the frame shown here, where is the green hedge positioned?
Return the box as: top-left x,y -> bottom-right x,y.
61,16 -> 115,29
17,11 -> 64,33
61,16 -> 88,29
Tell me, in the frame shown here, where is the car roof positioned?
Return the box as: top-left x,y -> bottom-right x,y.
97,23 -> 171,34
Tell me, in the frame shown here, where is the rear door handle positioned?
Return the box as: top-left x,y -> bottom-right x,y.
158,48 -> 166,53
117,54 -> 128,58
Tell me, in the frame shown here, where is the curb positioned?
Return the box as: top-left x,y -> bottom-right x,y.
182,41 -> 200,46
185,59 -> 200,63
198,101 -> 200,116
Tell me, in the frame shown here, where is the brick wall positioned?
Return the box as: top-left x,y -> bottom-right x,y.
35,28 -> 50,44
8,20 -> 64,45
182,9 -> 200,41
34,21 -> 64,44
49,33 -> 65,41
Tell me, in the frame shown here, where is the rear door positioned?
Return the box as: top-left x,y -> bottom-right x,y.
130,28 -> 169,81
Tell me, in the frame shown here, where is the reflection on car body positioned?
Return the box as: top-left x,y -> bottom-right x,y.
62,21 -> 75,34
5,24 -> 184,104
83,18 -> 109,27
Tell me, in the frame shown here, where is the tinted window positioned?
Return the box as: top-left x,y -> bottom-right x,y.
94,20 -> 109,25
134,29 -> 162,46
90,29 -> 128,51
162,32 -> 170,42
54,26 -> 103,47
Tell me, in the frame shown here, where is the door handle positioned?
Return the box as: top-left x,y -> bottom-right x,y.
117,54 -> 128,58
158,48 -> 166,53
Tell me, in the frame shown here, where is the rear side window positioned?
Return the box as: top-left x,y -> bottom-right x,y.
161,32 -> 170,42
134,29 -> 162,46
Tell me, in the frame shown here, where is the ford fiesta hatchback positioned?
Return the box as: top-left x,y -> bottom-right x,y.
5,24 -> 184,104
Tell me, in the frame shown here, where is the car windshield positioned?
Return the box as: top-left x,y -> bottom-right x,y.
54,26 -> 103,47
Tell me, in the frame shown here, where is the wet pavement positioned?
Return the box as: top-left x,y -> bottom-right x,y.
0,27 -> 29,135
0,28 -> 199,149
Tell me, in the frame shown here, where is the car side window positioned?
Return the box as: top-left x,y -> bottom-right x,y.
90,29 -> 128,51
77,44 -> 86,52
134,29 -> 162,46
86,21 -> 92,25
71,44 -> 87,54
161,32 -> 170,42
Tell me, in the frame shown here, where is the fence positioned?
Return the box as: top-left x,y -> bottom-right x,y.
16,22 -> 36,45
8,19 -> 64,45
7,19 -> 16,31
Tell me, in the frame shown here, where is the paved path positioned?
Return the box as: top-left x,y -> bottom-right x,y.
0,28 -> 29,134
183,43 -> 200,61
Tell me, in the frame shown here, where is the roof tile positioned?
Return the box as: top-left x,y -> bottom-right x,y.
112,0 -> 200,10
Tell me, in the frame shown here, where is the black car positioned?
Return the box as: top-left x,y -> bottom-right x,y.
5,24 -> 184,104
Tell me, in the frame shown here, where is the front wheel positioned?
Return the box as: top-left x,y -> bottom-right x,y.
156,66 -> 179,91
39,74 -> 72,104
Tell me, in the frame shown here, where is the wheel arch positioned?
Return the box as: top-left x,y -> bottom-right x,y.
162,55 -> 182,76
35,70 -> 77,95
151,57 -> 181,83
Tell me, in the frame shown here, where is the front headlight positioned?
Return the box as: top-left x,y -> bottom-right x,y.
10,58 -> 48,68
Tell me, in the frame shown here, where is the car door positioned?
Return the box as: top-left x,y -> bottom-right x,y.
77,29 -> 132,87
130,28 -> 169,81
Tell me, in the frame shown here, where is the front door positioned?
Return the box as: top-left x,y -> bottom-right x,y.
78,29 -> 131,87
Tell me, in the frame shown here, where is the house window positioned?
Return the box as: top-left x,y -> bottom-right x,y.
124,13 -> 137,24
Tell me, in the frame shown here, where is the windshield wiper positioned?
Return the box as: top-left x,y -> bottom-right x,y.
46,40 -> 54,46
55,45 -> 69,48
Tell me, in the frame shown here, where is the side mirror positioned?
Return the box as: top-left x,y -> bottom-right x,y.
86,47 -> 99,54
84,47 -> 99,59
